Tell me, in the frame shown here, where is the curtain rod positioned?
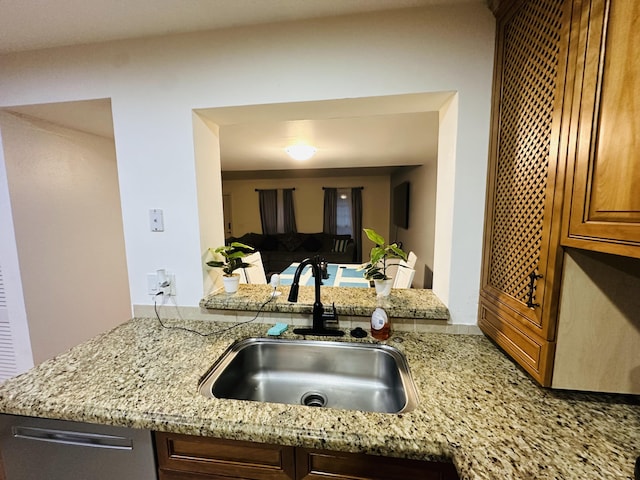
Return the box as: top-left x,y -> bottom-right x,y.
254,188 -> 296,192
322,186 -> 364,190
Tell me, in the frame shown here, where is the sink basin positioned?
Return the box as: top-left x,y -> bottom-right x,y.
198,338 -> 419,413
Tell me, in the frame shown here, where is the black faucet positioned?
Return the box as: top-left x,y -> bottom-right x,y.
287,256 -> 344,337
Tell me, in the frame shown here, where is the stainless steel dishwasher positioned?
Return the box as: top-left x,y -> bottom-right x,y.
0,414 -> 157,479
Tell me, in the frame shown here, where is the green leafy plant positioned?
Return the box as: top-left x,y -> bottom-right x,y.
361,228 -> 408,280
206,242 -> 254,276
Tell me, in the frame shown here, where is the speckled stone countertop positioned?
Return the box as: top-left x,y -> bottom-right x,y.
0,317 -> 638,479
200,284 -> 450,320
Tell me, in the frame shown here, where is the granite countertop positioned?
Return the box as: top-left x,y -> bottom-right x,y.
200,284 -> 450,319
0,316 -> 638,479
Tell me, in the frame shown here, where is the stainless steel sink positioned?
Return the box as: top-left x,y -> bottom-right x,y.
198,338 -> 419,413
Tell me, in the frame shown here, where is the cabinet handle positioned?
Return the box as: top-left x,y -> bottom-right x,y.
12,426 -> 133,450
526,271 -> 543,308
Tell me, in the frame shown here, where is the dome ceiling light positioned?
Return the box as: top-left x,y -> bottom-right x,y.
285,144 -> 316,161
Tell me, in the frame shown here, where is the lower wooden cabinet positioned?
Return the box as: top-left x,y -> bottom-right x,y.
154,432 -> 459,480
155,432 -> 295,480
295,447 -> 459,480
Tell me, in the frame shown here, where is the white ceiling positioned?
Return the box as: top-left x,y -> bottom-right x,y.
219,113 -> 438,172
198,93 -> 453,173
0,0 -> 482,55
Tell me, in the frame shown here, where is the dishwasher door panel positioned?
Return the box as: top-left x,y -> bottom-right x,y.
0,415 -> 157,480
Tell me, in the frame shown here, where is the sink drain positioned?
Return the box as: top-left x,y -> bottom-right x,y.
301,391 -> 327,407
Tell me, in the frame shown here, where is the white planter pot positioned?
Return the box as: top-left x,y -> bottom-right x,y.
222,274 -> 240,294
374,278 -> 393,297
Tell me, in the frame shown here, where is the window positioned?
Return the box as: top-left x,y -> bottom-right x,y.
336,188 -> 352,236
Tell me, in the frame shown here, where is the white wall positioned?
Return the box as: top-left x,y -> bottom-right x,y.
433,95 -> 458,313
0,4 -> 495,324
193,113 -> 225,295
0,112 -> 131,363
390,161 -> 438,289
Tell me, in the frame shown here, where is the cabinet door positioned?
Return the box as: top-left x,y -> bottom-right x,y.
562,0 -> 640,258
295,448 -> 458,480
479,0 -> 574,385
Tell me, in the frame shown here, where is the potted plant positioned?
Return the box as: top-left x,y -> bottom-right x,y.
361,228 -> 408,296
206,242 -> 254,293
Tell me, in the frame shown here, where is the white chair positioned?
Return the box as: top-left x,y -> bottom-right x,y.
237,267 -> 248,284
405,251 -> 417,269
386,251 -> 417,280
242,251 -> 267,284
393,267 -> 415,289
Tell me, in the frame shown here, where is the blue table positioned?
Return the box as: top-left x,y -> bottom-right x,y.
279,263 -> 371,288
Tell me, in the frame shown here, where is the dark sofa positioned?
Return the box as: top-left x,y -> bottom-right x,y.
226,232 -> 355,275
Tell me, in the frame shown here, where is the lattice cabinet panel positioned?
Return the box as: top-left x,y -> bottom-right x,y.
487,0 -> 564,307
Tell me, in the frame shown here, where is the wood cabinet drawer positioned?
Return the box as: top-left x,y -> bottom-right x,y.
296,447 -> 459,480
155,432 -> 295,480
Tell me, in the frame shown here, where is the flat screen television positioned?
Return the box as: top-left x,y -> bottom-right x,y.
393,181 -> 410,229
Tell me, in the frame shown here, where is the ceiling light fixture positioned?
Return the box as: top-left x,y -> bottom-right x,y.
285,144 -> 316,161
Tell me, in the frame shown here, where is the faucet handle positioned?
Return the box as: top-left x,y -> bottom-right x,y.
322,302 -> 338,321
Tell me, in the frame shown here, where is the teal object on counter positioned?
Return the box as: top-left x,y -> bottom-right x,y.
267,323 -> 288,336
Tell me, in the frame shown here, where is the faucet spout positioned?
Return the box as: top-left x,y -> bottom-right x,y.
288,257 -> 344,337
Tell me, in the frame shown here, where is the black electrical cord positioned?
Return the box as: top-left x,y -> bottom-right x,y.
153,288 -> 277,337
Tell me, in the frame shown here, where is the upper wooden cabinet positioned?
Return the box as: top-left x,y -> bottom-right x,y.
562,0 -> 640,258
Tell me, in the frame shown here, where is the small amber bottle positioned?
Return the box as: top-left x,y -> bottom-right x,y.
370,306 -> 390,340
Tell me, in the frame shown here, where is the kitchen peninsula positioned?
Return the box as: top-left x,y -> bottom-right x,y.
200,284 -> 451,322
0,316 -> 637,479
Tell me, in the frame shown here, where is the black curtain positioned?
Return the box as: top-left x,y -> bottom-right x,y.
283,188 -> 297,233
351,187 -> 363,262
258,189 -> 278,235
323,188 -> 337,234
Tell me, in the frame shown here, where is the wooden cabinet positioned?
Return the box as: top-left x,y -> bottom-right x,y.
561,0 -> 640,258
296,448 -> 458,480
154,432 -> 459,480
155,432 -> 295,480
479,0 -> 576,386
481,0 -> 640,386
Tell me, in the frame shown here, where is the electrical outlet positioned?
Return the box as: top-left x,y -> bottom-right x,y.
147,273 -> 159,295
163,273 -> 176,296
147,271 -> 176,296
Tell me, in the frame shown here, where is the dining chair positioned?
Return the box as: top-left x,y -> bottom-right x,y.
242,251 -> 267,284
237,267 -> 249,284
392,267 -> 415,289
386,251 -> 417,280
405,251 -> 417,269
